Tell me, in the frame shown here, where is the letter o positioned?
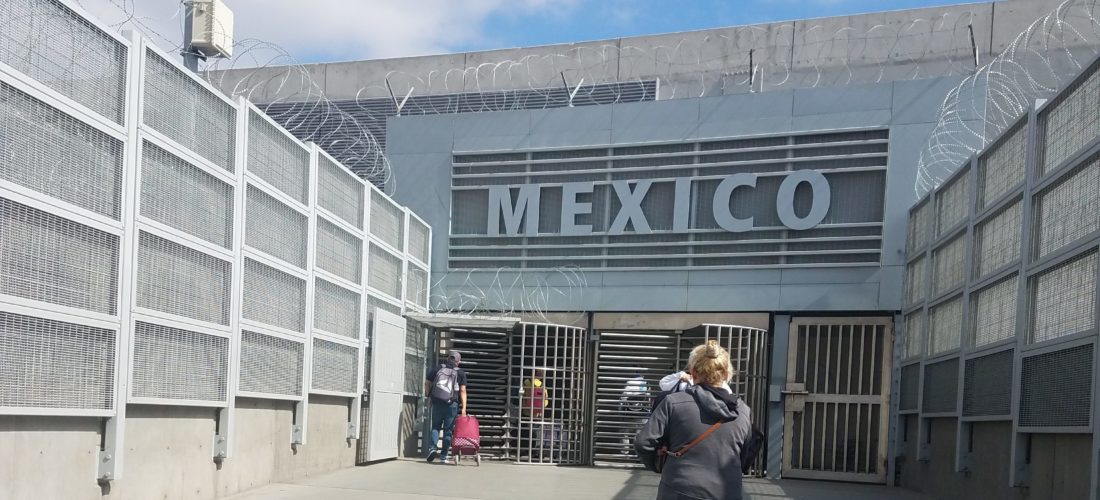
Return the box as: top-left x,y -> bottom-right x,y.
776,170 -> 831,230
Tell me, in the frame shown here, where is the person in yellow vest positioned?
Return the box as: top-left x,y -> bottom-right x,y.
521,369 -> 550,419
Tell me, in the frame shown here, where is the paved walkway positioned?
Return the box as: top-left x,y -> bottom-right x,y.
226,460 -> 930,500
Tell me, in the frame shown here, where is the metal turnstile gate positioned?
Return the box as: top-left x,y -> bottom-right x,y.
782,317 -> 892,483
590,331 -> 678,467
446,328 -> 512,459
510,323 -> 589,465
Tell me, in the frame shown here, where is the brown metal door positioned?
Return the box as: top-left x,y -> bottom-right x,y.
783,317 -> 893,483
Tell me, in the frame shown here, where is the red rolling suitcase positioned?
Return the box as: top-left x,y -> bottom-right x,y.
450,415 -> 481,466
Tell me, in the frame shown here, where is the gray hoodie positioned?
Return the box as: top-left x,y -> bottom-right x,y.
634,385 -> 753,500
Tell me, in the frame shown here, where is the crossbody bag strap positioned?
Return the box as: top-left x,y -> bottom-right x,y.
670,421 -> 724,458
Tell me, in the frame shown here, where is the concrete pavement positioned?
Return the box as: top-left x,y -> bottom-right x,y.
225,459 -> 930,500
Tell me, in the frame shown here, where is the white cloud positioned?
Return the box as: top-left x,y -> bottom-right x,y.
74,0 -> 576,63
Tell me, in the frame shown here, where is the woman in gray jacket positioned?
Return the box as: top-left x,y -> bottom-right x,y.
635,341 -> 753,500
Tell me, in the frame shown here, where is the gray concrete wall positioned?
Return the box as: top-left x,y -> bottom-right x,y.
0,396 -> 356,500
386,75 -> 977,313
897,416 -> 1091,500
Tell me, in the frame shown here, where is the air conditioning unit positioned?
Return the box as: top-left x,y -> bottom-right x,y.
190,0 -> 234,58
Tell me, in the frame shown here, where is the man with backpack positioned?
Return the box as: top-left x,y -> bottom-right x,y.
424,350 -> 468,464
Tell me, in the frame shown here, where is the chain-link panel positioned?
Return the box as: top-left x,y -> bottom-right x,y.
140,141 -> 234,248
1031,251 -> 1098,343
0,310 -> 114,410
922,358 -> 959,413
315,217 -> 362,284
1019,343 -> 1093,427
1033,155 -> 1100,259
929,296 -> 963,355
935,170 -> 969,237
932,235 -> 966,296
974,201 -> 1021,278
0,81 -> 124,218
971,275 -> 1018,348
406,264 -> 429,309
245,184 -> 308,268
318,155 -> 364,229
131,321 -> 228,402
242,258 -> 306,333
408,218 -> 430,264
368,244 -> 404,300
904,311 -> 925,359
1041,60 -> 1100,175
1,197 -> 120,314
311,338 -> 358,394
978,123 -> 1026,209
136,231 -> 231,325
142,49 -> 235,171
905,256 -> 927,306
370,194 -> 405,251
247,111 -> 310,204
239,330 -> 304,397
0,0 -> 127,123
963,349 -> 1012,417
313,278 -> 360,340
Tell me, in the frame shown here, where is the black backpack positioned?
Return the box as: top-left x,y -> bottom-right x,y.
739,424 -> 765,475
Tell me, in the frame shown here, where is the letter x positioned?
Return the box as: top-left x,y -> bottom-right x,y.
609,180 -> 653,234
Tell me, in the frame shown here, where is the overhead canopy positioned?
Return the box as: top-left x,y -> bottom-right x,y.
404,312 -> 521,331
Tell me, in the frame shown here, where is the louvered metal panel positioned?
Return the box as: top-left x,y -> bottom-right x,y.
370,193 -> 405,251
0,0 -> 127,123
0,81 -> 124,218
239,330 -> 304,397
446,328 -> 511,458
312,338 -> 359,395
932,236 -> 966,295
963,349 -> 1012,417
131,321 -> 228,403
368,244 -> 404,300
1030,251 -> 1098,343
929,297 -> 962,355
922,358 -> 959,413
247,110 -> 310,203
242,258 -> 306,333
315,217 -> 362,284
317,155 -> 365,229
0,310 -> 115,410
245,184 -> 308,268
1032,154 -> 1100,259
0,197 -> 119,314
977,122 -> 1026,208
313,278 -> 360,340
1019,344 -> 1093,427
974,201 -> 1021,278
142,49 -> 235,171
971,275 -> 1018,348
899,364 -> 919,411
1041,58 -> 1100,175
140,141 -> 234,248
936,170 -> 969,237
136,231 -> 231,325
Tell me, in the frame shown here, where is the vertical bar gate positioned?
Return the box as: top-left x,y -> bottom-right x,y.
511,323 -> 589,465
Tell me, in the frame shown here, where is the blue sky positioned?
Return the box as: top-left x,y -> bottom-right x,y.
82,0 -> 980,64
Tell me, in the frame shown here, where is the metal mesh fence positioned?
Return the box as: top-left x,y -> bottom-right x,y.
904,256 -> 927,306
0,310 -> 114,410
1041,60 -> 1100,175
313,278 -> 361,340
1033,155 -> 1100,259
904,311 -> 925,359
311,338 -> 359,394
0,0 -> 127,123
1019,343 -> 1093,427
929,296 -> 963,355
370,193 -> 405,251
1030,251 -> 1098,343
978,123 -> 1026,209
140,141 -> 234,248
408,218 -> 431,264
974,201 -> 1021,278
315,217 -> 362,284
963,349 -> 1012,417
907,201 -> 930,253
0,81 -> 124,218
247,111 -> 310,204
239,330 -> 304,397
245,184 -> 308,268
405,265 -> 429,309
317,155 -> 364,229
142,49 -> 235,171
242,258 -> 306,333
932,235 -> 966,295
368,295 -> 403,317
922,358 -> 959,413
131,321 -> 228,402
971,275 -> 1018,348
368,244 -> 404,300
935,171 -> 969,237
0,197 -> 119,314
136,231 -> 231,325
